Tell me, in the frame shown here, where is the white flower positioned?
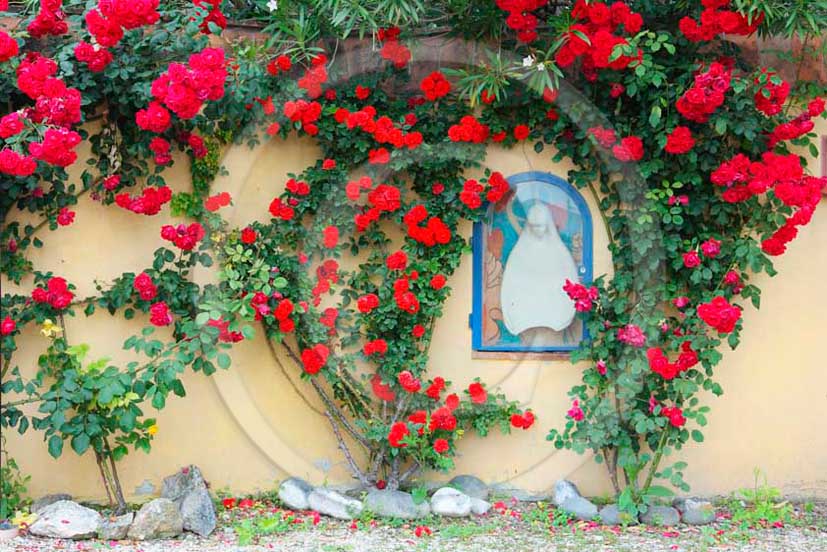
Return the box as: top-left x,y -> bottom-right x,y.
267,0 -> 278,12
536,62 -> 546,72
522,55 -> 536,68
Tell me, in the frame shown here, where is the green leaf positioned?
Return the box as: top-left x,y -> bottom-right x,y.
691,430 -> 704,443
71,433 -> 91,455
649,106 -> 662,128
217,353 -> 231,370
48,435 -> 63,458
646,485 -> 675,498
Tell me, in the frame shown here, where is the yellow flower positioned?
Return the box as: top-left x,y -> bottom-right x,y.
147,424 -> 158,436
12,510 -> 37,528
40,319 -> 62,338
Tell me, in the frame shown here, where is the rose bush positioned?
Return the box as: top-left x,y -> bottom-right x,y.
1,0 -> 826,513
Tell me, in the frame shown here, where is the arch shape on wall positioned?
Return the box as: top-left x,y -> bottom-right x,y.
471,171 -> 593,354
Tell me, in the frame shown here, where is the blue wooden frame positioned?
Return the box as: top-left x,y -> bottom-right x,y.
471,171 -> 593,353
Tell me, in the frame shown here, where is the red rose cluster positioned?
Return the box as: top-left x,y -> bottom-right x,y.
301,343 -> 330,374
710,151 -> 823,254
363,338 -> 388,356
679,0 -> 762,42
28,127 -> 82,167
207,318 -> 243,343
115,186 -> 172,215
647,341 -> 699,380
15,53 -> 82,131
32,276 -> 74,310
297,54 -> 328,99
676,61 -> 732,123
353,183 -> 402,231
85,0 -> 160,48
449,115 -> 492,143
334,105 -> 423,151
266,54 -> 292,76
146,47 -> 227,121
555,1 -> 643,75
403,205 -> 451,247
133,272 -> 157,301
284,99 -> 322,136
420,71 -> 451,101
588,126 -> 643,162
459,172 -> 509,210
767,97 -> 824,148
311,259 -> 339,306
378,27 -> 411,69
660,405 -> 686,427
193,0 -> 226,34
754,70 -> 790,117
28,0 -> 68,39
511,410 -> 536,429
697,296 -> 741,334
495,0 -> 548,43
160,222 -> 205,251
393,276 -> 420,314
149,137 -> 172,165
563,279 -> 598,312
74,42 -> 113,72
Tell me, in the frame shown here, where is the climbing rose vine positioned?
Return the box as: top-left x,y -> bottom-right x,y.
1,0 -> 826,514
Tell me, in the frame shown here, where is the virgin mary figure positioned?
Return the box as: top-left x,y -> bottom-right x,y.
500,201 -> 579,347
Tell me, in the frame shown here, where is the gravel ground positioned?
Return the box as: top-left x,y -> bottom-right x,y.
2,502 -> 825,552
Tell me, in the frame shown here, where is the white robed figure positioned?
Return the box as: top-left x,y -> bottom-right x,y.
500,201 -> 579,346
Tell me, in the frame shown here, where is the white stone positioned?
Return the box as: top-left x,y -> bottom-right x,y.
278,477 -> 314,511
470,498 -> 491,515
29,500 -> 102,540
307,488 -> 363,520
431,487 -> 472,517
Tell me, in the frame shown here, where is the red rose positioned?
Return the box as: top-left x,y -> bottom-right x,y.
468,382 -> 487,404
697,296 -> 741,334
665,126 -> 695,154
301,344 -> 330,374
398,370 -> 421,393
357,293 -> 379,314
433,438 -> 449,454
513,124 -> 530,140
425,377 -> 445,400
56,207 -> 75,226
240,227 -> 257,244
429,406 -> 457,431
386,251 -> 408,271
355,85 -> 371,100
700,237 -> 721,258
1,316 -> 16,336
683,251 -> 701,268
612,136 -> 644,162
388,421 -> 410,448
430,274 -> 446,290
149,301 -> 173,326
323,226 -> 339,248
363,339 -> 388,356
412,324 -> 425,338
0,29 -> 19,62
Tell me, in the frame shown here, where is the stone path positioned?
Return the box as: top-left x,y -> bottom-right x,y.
1,509 -> 825,552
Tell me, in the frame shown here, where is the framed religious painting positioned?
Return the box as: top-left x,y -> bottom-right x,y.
471,171 -> 593,356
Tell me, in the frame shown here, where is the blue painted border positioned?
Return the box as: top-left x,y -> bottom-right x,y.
471,171 -> 593,353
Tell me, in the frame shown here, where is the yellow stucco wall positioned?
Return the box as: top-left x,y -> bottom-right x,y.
3,125 -> 827,504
